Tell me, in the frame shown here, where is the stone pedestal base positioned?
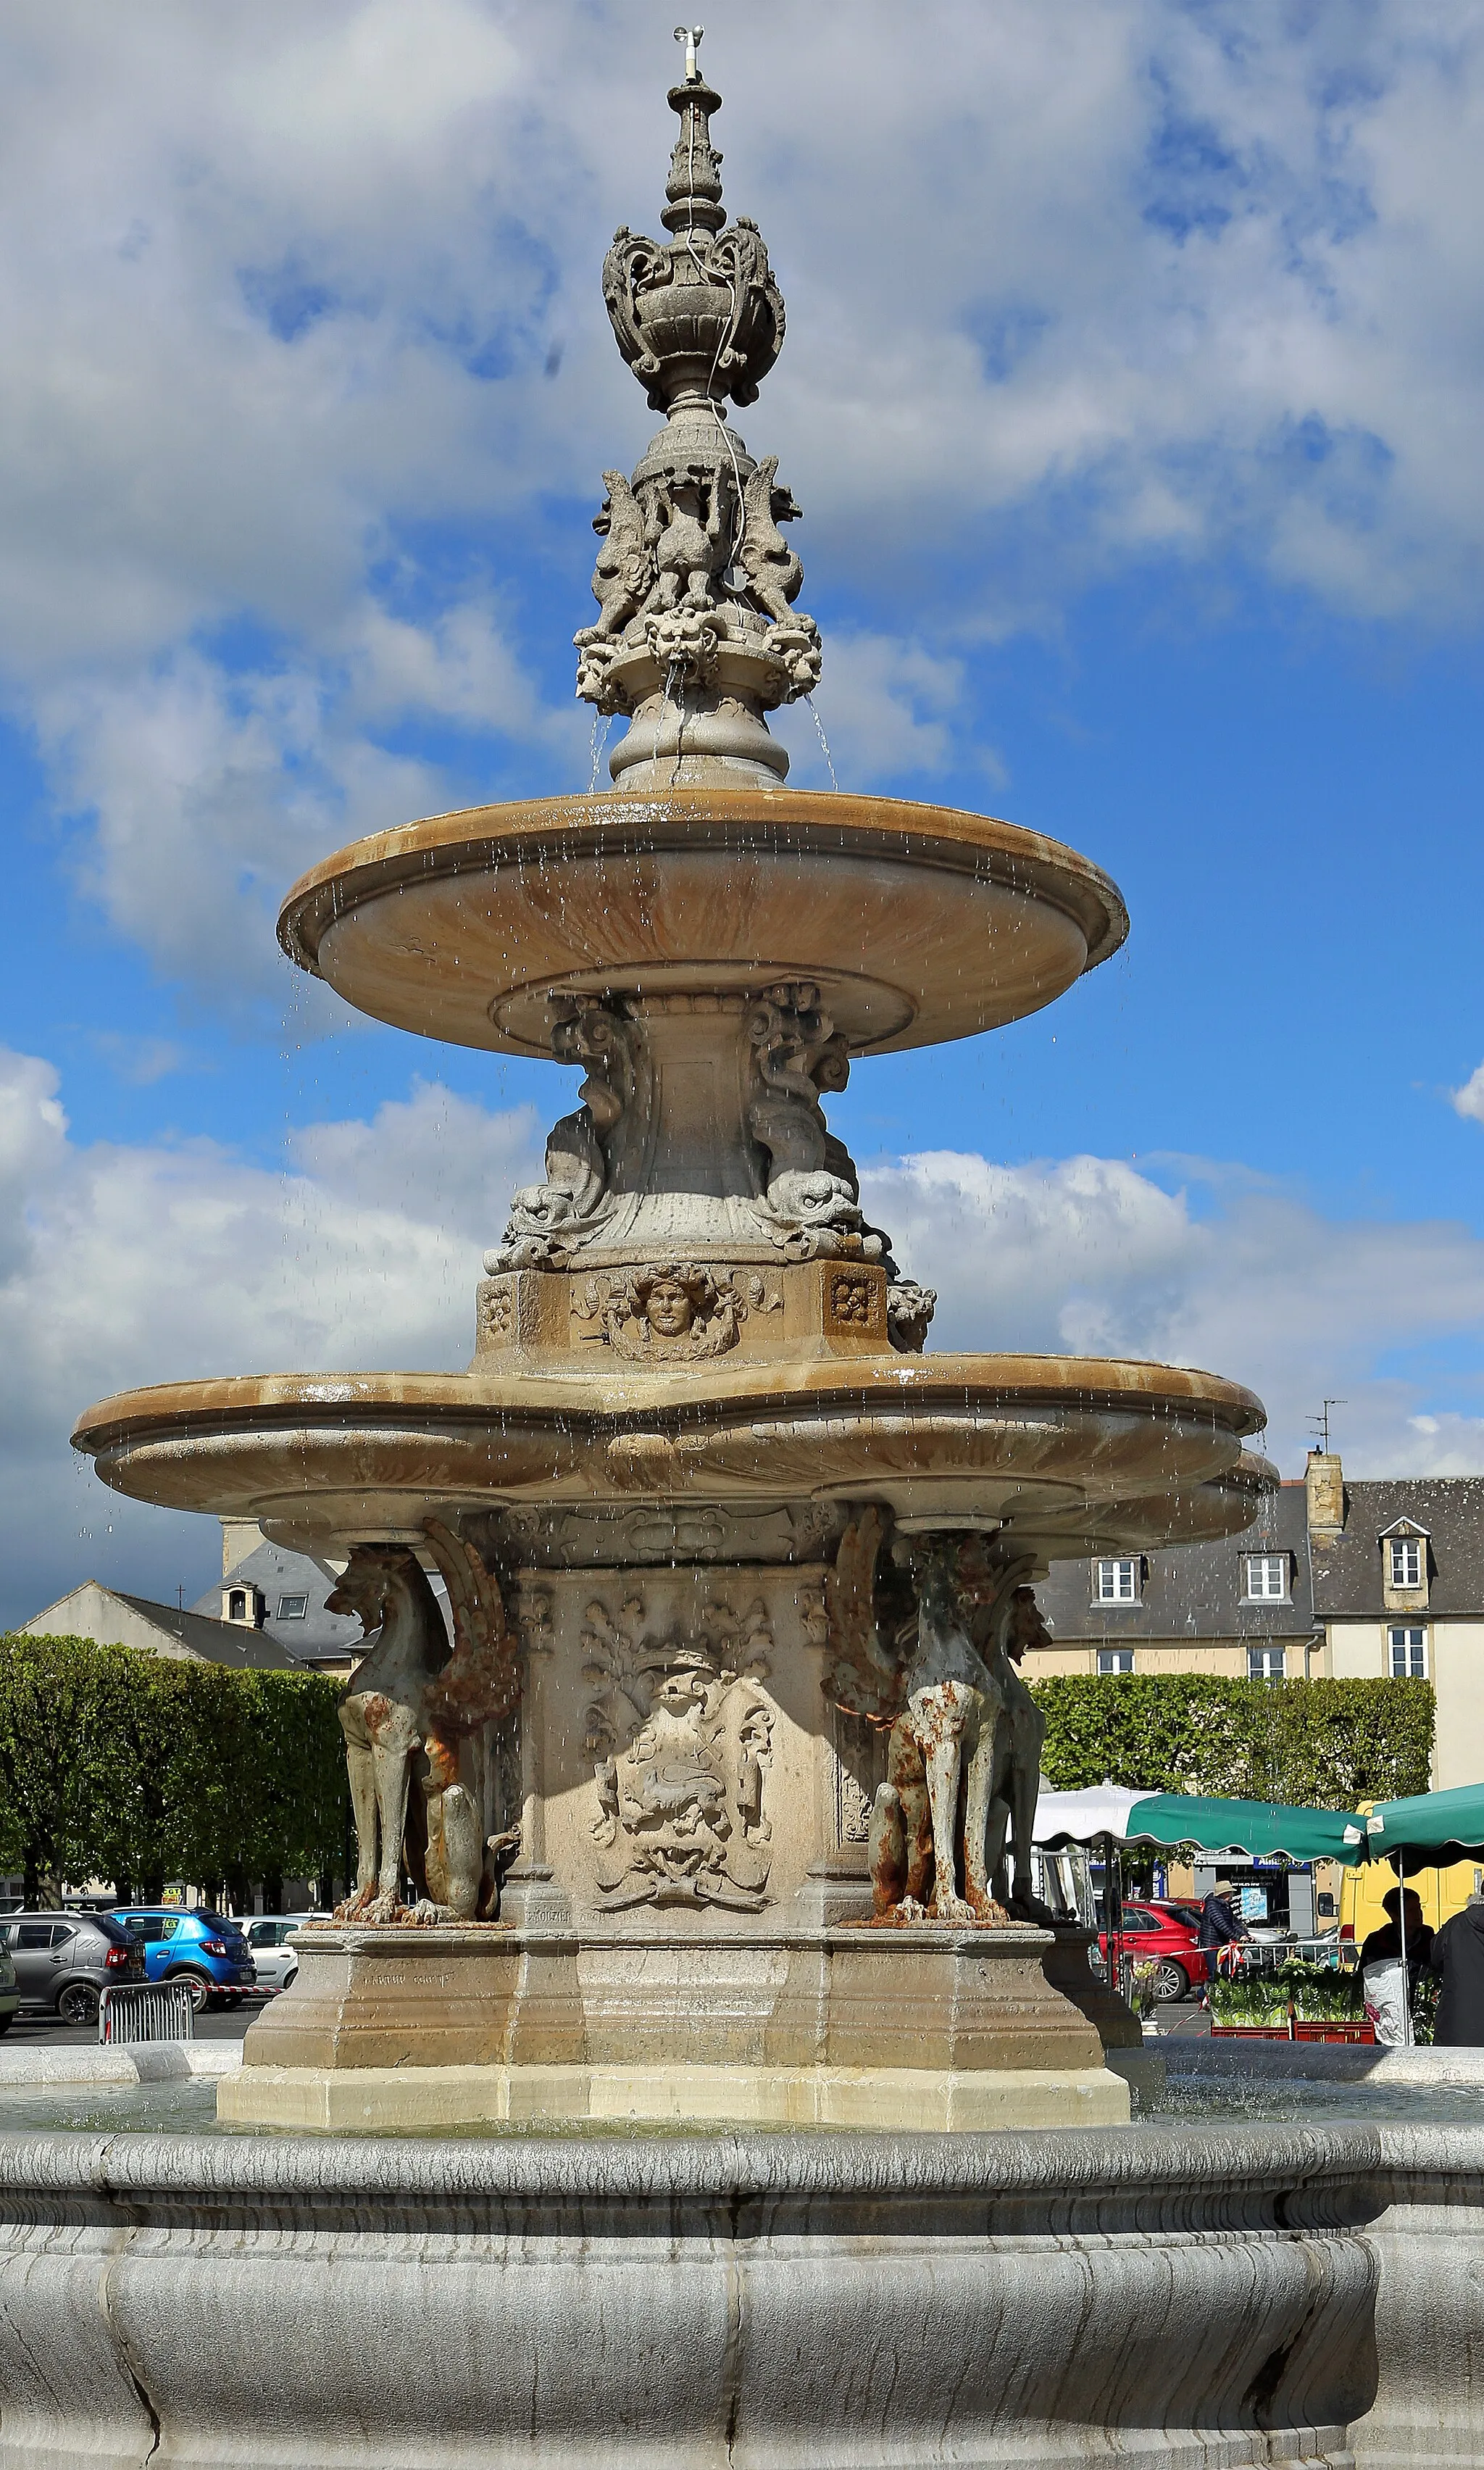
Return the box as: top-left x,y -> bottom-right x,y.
225,1917 -> 1130,2132
219,2056 -> 1126,2132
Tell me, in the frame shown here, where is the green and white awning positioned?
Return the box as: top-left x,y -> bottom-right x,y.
1364,1782 -> 1484,1870
1033,1787 -> 1369,1866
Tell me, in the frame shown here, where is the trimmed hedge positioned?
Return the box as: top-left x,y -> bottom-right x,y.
1033,1673 -> 1434,1809
0,1634 -> 351,1905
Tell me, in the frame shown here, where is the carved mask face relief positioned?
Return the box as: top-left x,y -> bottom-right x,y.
645,1277 -> 695,1336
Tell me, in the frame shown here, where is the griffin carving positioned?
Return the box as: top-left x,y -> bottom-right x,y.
578,470 -> 653,642
738,454 -> 803,623
824,1508 -> 1043,1925
329,1521 -> 521,1926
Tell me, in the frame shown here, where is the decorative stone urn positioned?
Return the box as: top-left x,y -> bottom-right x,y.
72,33 -> 1272,2136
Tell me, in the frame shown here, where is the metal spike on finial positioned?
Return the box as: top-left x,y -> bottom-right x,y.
674,24 -> 704,85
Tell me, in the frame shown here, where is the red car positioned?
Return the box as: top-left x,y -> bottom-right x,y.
1098,1900 -> 1206,2001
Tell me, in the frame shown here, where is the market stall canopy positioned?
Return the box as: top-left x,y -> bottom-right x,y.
1033,1787 -> 1368,1866
1032,1787 -> 1159,1847
1364,1781 -> 1484,1870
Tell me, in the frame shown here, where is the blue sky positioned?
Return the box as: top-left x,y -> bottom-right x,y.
2,0 -> 1483,1626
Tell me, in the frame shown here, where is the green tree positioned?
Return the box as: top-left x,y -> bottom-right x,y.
0,1634 -> 352,1906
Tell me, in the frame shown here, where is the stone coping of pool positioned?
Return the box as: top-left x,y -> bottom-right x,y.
0,2119 -> 1476,2466
0,2044 -> 242,2087
1160,2036 -> 1484,2085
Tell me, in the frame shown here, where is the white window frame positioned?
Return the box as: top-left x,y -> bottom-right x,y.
1388,1624 -> 1427,1679
1247,1645 -> 1285,1681
277,1595 -> 309,1621
1094,1558 -> 1141,1606
1096,1646 -> 1135,1676
1389,1537 -> 1424,1589
1243,1554 -> 1290,1603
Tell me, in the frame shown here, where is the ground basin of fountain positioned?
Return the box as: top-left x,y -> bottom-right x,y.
0,2110 -> 1475,2467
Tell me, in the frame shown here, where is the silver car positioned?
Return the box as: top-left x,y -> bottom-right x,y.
243,1916 -> 332,1992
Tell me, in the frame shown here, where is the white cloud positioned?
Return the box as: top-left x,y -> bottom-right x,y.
770,633 -> 972,788
0,2 -> 1481,991
862,1146 -> 1484,1478
7,1034 -> 1484,1623
0,1044 -> 542,1624
1452,1062 -> 1484,1124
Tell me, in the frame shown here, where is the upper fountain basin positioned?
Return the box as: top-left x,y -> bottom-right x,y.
278,787 -> 1128,1056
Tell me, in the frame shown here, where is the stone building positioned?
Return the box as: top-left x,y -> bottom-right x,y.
189,1520 -> 367,1678
1305,1455 -> 1484,1795
20,1579 -> 304,1673
1025,1450 -> 1484,1792
1028,1477 -> 1320,1681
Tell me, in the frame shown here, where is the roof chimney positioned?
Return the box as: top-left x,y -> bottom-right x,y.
221,1516 -> 264,1577
1305,1449 -> 1344,1537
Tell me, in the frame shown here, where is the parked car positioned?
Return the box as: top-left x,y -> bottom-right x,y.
1146,1897 -> 1206,1931
0,1912 -> 143,2024
0,1941 -> 19,2034
113,1908 -> 256,2012
243,1915 -> 333,1992
1098,1900 -> 1206,2002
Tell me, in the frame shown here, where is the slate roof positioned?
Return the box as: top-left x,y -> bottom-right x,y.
112,1592 -> 305,1671
191,1539 -> 367,1669
1311,1476 -> 1484,1619
1035,1480 -> 1317,1644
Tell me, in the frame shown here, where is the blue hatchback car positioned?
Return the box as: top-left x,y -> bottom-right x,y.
113,1908 -> 256,2011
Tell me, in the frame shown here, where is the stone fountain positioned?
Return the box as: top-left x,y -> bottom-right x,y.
23,39 -> 1470,2470
72,31 -> 1271,2142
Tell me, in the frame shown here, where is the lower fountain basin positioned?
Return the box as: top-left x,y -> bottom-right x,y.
72,1350 -> 1268,1557
1,2117 -> 1463,2469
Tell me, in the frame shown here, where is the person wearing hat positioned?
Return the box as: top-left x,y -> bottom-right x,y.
1196,1881 -> 1247,1986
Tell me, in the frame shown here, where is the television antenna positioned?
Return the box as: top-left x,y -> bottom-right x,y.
1308,1399 -> 1346,1454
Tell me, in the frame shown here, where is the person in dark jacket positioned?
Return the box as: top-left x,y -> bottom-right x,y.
1360,1885 -> 1433,1996
1197,1884 -> 1246,1984
1429,1892 -> 1484,2046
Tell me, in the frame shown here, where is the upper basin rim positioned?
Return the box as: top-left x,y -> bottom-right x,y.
276,788 -> 1130,978
72,1353 -> 1267,1454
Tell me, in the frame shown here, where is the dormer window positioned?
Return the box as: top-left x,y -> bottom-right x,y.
1390,1537 -> 1423,1590
1094,1558 -> 1141,1606
1380,1519 -> 1430,1611
1243,1553 -> 1290,1603
220,1581 -> 264,1628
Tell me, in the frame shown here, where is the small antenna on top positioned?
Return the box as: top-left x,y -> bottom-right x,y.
1308,1398 -> 1346,1453
674,24 -> 704,83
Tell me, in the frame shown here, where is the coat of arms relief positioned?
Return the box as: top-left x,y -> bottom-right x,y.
580,1592 -> 775,1909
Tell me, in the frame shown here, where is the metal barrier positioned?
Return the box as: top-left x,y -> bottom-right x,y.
98,1981 -> 196,2046
1235,1934 -> 1358,1976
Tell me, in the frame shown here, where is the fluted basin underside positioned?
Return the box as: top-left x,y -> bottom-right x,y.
73,1352 -> 1268,1564
277,788 -> 1129,1057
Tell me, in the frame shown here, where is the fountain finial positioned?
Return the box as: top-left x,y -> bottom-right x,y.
575,32 -> 821,782
663,28 -> 725,236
